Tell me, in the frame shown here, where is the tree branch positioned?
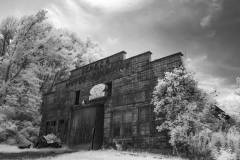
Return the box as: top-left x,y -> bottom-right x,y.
1,38 -> 6,56
47,71 -> 59,93
10,58 -> 27,81
4,63 -> 12,82
39,74 -> 49,94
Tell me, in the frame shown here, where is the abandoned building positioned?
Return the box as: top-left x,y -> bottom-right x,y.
40,51 -> 183,149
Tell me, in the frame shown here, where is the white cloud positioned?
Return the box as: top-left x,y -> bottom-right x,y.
218,92 -> 240,103
201,14 -> 212,27
200,0 -> 223,27
46,5 -> 66,28
195,72 -> 233,102
195,71 -> 240,103
44,1 -> 98,34
82,0 -> 146,12
197,73 -> 225,87
107,37 -> 120,45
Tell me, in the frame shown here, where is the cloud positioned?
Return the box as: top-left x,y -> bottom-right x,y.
201,14 -> 212,27
196,72 -> 234,102
81,0 -> 147,12
218,93 -> 240,104
107,37 -> 119,45
2,0 -> 238,101
200,0 -> 223,27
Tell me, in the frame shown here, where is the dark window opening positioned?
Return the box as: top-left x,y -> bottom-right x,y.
112,111 -> 121,137
123,124 -> 132,137
58,119 -> 65,135
123,110 -> 132,136
46,120 -> 56,135
75,90 -> 80,105
59,119 -> 64,124
139,107 -> 150,135
113,125 -> 121,137
47,121 -> 56,126
105,82 -> 112,96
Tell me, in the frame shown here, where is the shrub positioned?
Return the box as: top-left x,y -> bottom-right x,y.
152,65 -> 224,158
186,128 -> 213,159
43,133 -> 61,144
0,119 -> 40,145
210,127 -> 240,160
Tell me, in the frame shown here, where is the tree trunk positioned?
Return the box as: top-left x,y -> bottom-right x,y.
1,39 -> 6,56
5,63 -> 11,82
47,71 -> 59,93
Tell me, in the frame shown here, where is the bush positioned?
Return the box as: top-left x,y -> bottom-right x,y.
210,127 -> 240,160
185,128 -> 213,159
43,133 -> 61,144
180,126 -> 240,160
212,148 -> 236,160
0,119 -> 40,145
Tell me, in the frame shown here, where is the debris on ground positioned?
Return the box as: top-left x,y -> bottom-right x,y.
33,134 -> 62,149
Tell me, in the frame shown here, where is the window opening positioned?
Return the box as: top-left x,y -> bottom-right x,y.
75,90 -> 80,105
46,120 -> 56,134
112,111 -> 121,137
139,107 -> 150,135
123,110 -> 132,136
58,119 -> 65,134
105,82 -> 112,96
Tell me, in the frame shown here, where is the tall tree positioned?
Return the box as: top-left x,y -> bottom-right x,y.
0,10 -> 103,120
0,10 -> 51,115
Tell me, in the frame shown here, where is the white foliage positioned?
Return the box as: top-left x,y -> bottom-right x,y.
0,10 -> 103,117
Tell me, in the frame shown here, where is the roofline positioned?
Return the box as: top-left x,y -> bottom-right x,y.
54,51 -> 183,86
151,52 -> 183,63
71,51 -> 127,73
125,51 -> 152,61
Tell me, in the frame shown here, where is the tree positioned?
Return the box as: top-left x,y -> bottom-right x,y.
74,36 -> 103,68
0,10 -> 103,145
0,10 -> 51,119
0,10 -> 103,120
152,62 -> 223,157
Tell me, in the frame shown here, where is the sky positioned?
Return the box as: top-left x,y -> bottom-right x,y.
0,0 -> 240,103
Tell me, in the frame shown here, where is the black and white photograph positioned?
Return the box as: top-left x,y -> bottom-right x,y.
0,0 -> 240,159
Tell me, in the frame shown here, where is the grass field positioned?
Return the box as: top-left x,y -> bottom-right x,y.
0,145 -> 186,160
